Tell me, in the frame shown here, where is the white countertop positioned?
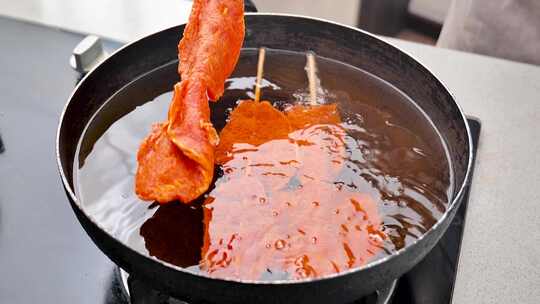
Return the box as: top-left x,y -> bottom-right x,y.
385,38 -> 540,304
3,2 -> 539,303
0,0 -> 359,42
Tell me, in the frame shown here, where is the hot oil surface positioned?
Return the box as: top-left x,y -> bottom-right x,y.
75,49 -> 452,280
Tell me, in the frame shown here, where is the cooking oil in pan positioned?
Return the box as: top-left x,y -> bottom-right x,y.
74,49 -> 453,280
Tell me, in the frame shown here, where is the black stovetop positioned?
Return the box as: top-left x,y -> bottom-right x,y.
0,16 -> 480,304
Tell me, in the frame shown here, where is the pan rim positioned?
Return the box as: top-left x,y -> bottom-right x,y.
56,12 -> 474,286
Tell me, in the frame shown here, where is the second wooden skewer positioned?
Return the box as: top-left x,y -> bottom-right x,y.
254,47 -> 266,103
306,51 -> 319,106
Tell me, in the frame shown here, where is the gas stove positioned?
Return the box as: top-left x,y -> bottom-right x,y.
0,16 -> 480,304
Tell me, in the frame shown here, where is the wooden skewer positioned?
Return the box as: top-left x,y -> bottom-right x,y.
254,47 -> 266,103
243,47 -> 267,175
306,51 -> 318,106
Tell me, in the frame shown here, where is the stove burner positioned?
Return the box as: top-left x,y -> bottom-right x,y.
117,268 -> 396,304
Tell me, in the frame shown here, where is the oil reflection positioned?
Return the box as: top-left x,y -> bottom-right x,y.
140,202 -> 203,268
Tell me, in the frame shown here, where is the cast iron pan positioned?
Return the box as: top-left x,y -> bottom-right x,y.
56,13 -> 473,303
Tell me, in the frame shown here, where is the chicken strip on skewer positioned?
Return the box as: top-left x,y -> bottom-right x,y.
136,0 -> 245,204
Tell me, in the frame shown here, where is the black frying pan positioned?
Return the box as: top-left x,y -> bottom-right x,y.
56,13 -> 473,303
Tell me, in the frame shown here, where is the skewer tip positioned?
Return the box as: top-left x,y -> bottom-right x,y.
306,51 -> 318,106
254,47 -> 266,103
